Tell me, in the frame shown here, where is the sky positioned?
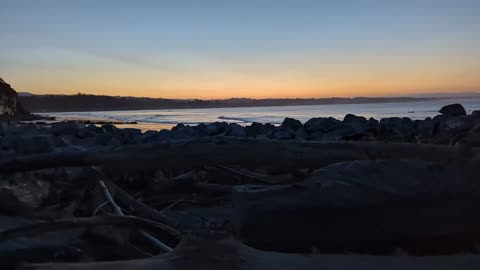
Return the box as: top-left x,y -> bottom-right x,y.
1,0 -> 479,99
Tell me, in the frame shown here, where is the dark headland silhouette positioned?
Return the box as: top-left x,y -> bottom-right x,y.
0,77 -> 28,116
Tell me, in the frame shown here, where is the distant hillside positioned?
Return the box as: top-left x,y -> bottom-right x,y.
407,92 -> 480,98
19,93 -> 435,113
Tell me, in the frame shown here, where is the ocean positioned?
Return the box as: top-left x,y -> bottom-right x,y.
42,98 -> 480,131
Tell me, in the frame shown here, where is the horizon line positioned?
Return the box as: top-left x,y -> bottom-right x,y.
18,91 -> 480,100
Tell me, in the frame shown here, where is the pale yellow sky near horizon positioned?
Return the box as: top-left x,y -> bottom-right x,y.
4,56 -> 480,99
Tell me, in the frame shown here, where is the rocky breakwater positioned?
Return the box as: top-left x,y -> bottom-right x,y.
143,103 -> 480,146
1,103 -> 479,158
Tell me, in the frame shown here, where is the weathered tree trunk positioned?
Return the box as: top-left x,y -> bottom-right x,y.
232,160 -> 480,254
22,236 -> 480,270
0,137 -> 476,173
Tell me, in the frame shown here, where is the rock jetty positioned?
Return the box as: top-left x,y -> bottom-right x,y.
1,103 -> 479,157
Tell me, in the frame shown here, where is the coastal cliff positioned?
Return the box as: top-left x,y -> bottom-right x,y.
0,77 -> 28,116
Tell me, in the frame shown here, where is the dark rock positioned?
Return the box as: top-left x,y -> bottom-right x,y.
206,122 -> 228,136
52,138 -> 84,152
94,133 -> 121,147
171,123 -> 185,131
50,122 -> 85,136
272,128 -> 292,140
442,116 -> 477,132
6,123 -> 42,138
245,122 -> 275,138
306,131 -> 325,141
263,123 -> 277,138
142,129 -> 171,142
280,118 -> 302,131
320,125 -> 357,141
439,104 -> 466,117
119,128 -> 142,144
472,110 -> 480,117
328,115 -> 378,141
76,125 -> 100,139
433,115 -> 479,139
101,124 -> 118,133
194,122 -> 228,137
233,160 -> 480,253
225,123 -> 246,137
343,114 -> 367,123
15,135 -> 54,154
413,118 -> 434,138
366,118 -> 380,134
293,128 -> 307,140
0,77 -> 28,115
304,117 -> 340,133
433,114 -> 448,123
94,133 -> 115,146
0,122 -> 7,136
171,125 -> 196,140
193,123 -> 209,137
378,117 -> 413,141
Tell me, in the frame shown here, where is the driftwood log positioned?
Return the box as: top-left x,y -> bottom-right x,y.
0,137 -> 477,173
0,216 -> 180,242
232,160 -> 480,254
21,236 -> 480,270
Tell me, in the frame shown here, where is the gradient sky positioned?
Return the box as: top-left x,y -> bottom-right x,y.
1,0 -> 479,99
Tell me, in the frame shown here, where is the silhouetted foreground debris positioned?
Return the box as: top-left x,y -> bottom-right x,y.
19,237 -> 480,270
1,103 -> 480,269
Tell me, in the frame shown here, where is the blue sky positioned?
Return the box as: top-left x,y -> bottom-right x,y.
1,0 -> 479,98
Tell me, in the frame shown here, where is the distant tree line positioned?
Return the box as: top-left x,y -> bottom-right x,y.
19,94 -> 432,113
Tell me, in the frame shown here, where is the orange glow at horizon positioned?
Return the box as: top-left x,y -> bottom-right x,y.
7,57 -> 480,99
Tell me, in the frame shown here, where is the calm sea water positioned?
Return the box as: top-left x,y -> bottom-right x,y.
43,98 -> 480,131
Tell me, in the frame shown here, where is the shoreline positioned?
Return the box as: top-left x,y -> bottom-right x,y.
34,97 -> 480,132
1,103 -> 478,156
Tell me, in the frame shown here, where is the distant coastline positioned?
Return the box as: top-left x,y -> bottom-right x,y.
18,93 -> 444,113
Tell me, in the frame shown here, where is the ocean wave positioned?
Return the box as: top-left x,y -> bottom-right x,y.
218,116 -> 255,123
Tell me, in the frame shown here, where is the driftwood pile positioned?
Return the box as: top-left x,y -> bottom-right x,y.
1,137 -> 480,269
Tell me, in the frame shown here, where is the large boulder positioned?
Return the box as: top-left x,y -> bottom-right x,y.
195,122 -> 228,137
193,123 -> 209,137
225,123 -> 246,137
272,128 -> 292,140
343,114 -> 367,123
330,115 -> 379,141
413,118 -> 434,139
141,129 -> 171,142
303,117 -> 340,133
292,128 -> 307,140
76,124 -> 101,138
233,160 -> 480,254
171,124 -> 196,140
432,115 -> 480,142
378,117 -> 413,141
280,118 -> 302,131
118,128 -> 142,144
439,104 -> 466,117
50,121 -> 86,136
245,122 -> 275,138
0,77 -> 28,115
441,116 -> 477,132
